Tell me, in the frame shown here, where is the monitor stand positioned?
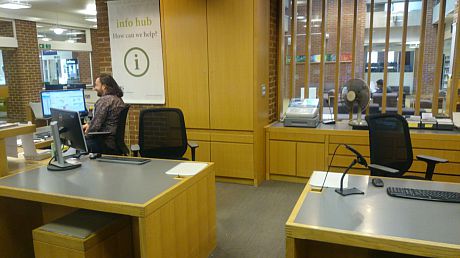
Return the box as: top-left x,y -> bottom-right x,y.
48,122 -> 81,171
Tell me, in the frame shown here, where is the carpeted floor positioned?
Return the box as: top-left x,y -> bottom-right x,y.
209,180 -> 305,258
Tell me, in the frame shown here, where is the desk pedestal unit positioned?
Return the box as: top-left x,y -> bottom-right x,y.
33,209 -> 132,258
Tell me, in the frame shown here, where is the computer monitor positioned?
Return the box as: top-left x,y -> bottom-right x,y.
48,108 -> 88,170
44,84 -> 64,91
67,83 -> 87,90
41,89 -> 87,118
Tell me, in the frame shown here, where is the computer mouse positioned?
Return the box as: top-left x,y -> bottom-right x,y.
371,178 -> 384,187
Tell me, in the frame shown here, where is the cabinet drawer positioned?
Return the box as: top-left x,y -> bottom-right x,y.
269,141 -> 296,176
297,143 -> 325,178
211,142 -> 254,179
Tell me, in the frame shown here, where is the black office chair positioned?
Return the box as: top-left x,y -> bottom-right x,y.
90,104 -> 130,156
113,104 -> 131,155
136,108 -> 198,160
365,113 -> 447,180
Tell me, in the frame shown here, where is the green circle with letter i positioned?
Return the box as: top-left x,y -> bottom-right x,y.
124,47 -> 150,77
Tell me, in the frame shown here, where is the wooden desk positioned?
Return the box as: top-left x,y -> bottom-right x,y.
0,124 -> 35,177
286,173 -> 460,258
0,158 -> 216,258
266,122 -> 460,183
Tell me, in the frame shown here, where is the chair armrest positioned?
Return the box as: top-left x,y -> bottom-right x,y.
187,141 -> 199,161
87,131 -> 111,136
416,155 -> 448,181
131,144 -> 140,157
416,155 -> 447,163
188,141 -> 199,148
368,164 -> 399,174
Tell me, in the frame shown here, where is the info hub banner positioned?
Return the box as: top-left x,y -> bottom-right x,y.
107,0 -> 165,104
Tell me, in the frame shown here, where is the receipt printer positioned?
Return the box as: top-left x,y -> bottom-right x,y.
284,98 -> 319,128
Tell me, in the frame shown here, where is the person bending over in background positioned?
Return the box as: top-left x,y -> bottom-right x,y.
375,79 -> 392,93
83,74 -> 125,154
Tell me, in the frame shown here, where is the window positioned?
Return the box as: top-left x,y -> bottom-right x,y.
0,50 -> 5,85
37,23 -> 93,87
40,50 -> 93,86
279,0 -> 458,120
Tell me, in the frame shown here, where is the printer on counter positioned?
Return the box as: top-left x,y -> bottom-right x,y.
284,98 -> 319,128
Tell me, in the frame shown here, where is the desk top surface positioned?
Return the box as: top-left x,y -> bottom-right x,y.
269,121 -> 460,136
0,158 -> 209,205
294,175 -> 460,245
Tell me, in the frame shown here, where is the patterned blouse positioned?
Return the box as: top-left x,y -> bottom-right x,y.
88,94 -> 125,150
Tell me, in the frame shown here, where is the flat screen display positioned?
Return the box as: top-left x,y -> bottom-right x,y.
41,89 -> 87,117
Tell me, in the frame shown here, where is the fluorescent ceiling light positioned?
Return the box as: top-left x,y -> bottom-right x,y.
66,31 -> 85,35
0,1 -> 31,9
51,27 -> 65,35
37,34 -> 45,38
85,17 -> 97,23
41,38 -> 51,42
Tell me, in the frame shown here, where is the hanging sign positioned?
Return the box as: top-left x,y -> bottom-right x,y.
107,0 -> 165,104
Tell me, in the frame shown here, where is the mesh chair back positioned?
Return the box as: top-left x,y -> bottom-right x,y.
139,108 -> 187,159
365,113 -> 413,177
115,104 -> 130,155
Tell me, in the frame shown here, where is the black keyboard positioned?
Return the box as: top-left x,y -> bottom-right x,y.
97,156 -> 151,165
387,187 -> 460,203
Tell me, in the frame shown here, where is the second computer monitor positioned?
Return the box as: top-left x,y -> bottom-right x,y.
50,108 -> 88,153
41,89 -> 87,118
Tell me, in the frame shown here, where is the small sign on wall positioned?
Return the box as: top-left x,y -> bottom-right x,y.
38,44 -> 51,49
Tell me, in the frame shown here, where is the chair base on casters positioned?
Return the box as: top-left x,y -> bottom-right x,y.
335,187 -> 364,196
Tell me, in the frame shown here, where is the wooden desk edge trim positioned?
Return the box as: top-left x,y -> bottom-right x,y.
143,162 -> 214,217
286,183 -> 312,223
267,126 -> 460,140
285,222 -> 460,257
0,124 -> 36,138
0,185 -> 144,216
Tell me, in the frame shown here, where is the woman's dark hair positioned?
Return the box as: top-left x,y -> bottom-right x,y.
98,73 -> 124,97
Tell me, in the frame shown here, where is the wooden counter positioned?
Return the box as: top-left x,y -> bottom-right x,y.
265,122 -> 460,183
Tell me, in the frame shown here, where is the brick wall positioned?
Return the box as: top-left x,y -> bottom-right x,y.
420,0 -> 438,99
291,0 -> 366,97
73,51 -> 92,84
90,28 -> 100,82
6,20 -> 42,121
0,20 -> 14,37
269,0 -> 279,122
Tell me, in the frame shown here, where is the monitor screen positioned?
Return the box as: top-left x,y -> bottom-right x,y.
44,84 -> 64,91
41,89 -> 87,117
50,108 -> 88,153
68,83 -> 86,90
